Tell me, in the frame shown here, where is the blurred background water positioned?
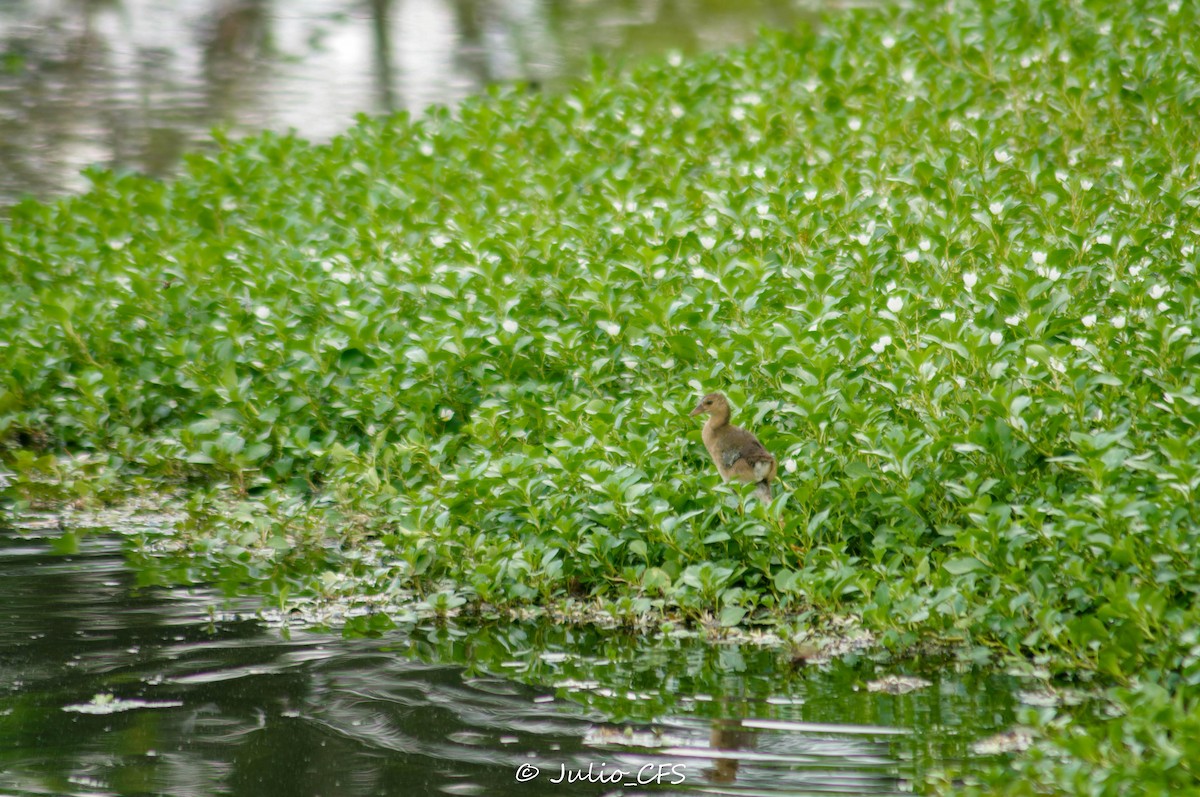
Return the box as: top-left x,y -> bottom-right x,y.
0,0 -> 832,208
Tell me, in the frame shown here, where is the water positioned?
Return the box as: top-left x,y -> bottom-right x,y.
0,518 -> 1027,797
0,0 -> 826,208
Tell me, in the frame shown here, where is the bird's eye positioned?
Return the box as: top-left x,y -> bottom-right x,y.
704,400 -> 712,405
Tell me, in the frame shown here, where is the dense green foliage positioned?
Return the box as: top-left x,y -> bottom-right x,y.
2,0 -> 1199,792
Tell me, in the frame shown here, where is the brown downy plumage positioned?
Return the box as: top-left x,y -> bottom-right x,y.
690,392 -> 777,502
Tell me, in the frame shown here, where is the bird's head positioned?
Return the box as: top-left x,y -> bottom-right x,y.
689,392 -> 729,417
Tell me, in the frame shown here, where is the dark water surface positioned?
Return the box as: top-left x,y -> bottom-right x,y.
0,0 -> 828,208
0,520 -> 1027,797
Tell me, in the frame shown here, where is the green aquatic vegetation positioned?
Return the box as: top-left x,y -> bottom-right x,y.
2,0 -> 1200,792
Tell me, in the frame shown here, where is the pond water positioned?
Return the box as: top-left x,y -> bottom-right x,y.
0,0 -> 827,208
0,517 -> 1029,797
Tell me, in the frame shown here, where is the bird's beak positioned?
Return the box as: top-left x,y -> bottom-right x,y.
689,404 -> 704,417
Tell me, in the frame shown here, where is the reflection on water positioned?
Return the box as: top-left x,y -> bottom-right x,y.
0,0 -> 820,207
0,522 -> 1021,797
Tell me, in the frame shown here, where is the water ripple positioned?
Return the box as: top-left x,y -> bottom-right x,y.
0,530 -> 1024,797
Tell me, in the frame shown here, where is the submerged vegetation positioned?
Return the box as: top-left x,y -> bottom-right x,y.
2,0 -> 1199,792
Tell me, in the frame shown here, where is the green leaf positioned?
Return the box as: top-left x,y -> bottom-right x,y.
718,606 -> 747,627
943,556 -> 987,575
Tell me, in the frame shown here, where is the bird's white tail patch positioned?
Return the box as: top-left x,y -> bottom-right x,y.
753,461 -> 772,480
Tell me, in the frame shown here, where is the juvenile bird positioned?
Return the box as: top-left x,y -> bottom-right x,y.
690,392 -> 777,502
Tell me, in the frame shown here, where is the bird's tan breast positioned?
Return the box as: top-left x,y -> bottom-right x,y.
701,424 -> 723,469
